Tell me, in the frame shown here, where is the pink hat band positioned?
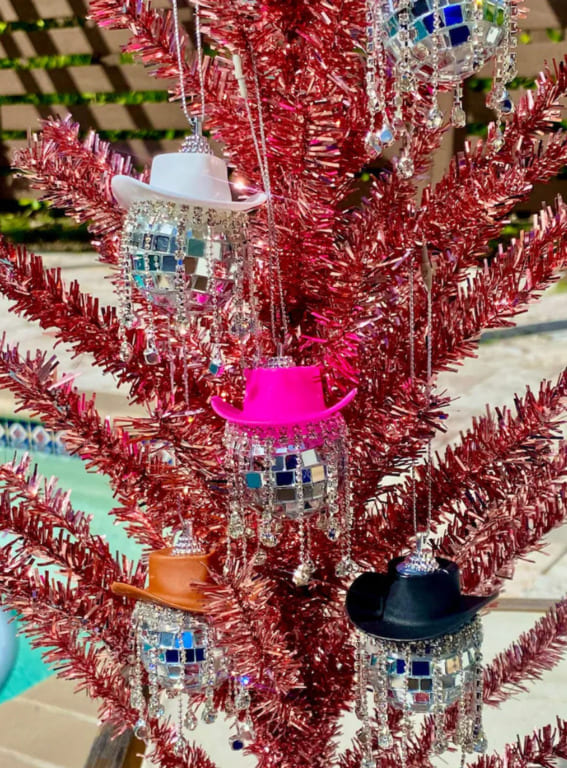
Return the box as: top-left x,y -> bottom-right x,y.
211,365 -> 357,427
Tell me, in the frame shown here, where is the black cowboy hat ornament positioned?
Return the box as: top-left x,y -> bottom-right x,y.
345,536 -> 497,766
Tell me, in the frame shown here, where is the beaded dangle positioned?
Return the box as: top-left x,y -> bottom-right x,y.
364,0 -> 520,172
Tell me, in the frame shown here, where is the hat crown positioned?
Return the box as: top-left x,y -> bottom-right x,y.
145,548 -> 213,611
382,557 -> 462,627
148,152 -> 232,205
239,365 -> 328,425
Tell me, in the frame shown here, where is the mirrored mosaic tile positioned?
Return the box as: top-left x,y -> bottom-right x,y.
383,0 -> 507,83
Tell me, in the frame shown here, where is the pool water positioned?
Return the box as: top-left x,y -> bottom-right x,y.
0,447 -> 142,704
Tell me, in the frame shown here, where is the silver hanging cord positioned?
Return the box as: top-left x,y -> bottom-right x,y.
172,0 -> 206,130
233,51 -> 288,350
422,243 -> 434,541
407,250 -> 418,537
398,245 -> 437,575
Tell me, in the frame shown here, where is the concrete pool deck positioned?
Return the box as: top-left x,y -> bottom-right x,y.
0,252 -> 566,766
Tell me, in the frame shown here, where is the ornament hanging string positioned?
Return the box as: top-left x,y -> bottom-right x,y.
422,243 -> 434,540
172,0 -> 206,130
407,244 -> 434,544
233,51 -> 288,350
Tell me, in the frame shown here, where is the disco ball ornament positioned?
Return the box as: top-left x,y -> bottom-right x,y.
346,552 -> 497,761
122,200 -> 247,315
211,360 -> 358,583
383,0 -> 509,85
112,128 -> 265,365
111,535 -> 225,747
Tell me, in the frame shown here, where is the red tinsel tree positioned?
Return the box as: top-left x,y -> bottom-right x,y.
1,2 -> 567,767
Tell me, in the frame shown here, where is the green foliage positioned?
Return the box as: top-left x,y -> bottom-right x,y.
546,28 -> 565,43
0,54 -> 94,70
468,75 -> 538,93
0,90 -> 170,107
0,200 -> 89,247
0,17 -> 85,35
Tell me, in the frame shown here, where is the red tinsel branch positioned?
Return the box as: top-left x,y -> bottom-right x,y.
379,370 -> 567,563
203,561 -> 349,768
484,598 -> 567,705
13,116 -> 142,264
345,194 -> 567,519
417,59 -> 567,273
0,453 -> 135,588
0,341 -> 171,548
0,340 -> 231,552
466,719 -> 567,768
456,482 -> 567,593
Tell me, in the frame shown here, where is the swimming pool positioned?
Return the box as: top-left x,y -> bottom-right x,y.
0,438 -> 142,704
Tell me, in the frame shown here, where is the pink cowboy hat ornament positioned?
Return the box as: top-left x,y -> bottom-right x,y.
211,365 -> 356,426
212,363 -> 358,586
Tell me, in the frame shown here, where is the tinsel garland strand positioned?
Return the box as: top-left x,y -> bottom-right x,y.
13,116 -> 142,264
457,483 -> 567,593
0,543 -> 132,664
337,62 -> 567,386
485,598 -> 567,705
380,369 -> 567,569
465,719 -> 567,768
0,340 -> 226,547
346,196 -> 567,538
415,59 -> 567,274
0,454 -> 135,590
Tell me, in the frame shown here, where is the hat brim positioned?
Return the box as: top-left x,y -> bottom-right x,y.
210,388 -> 357,426
111,582 -> 210,614
112,175 -> 267,213
346,571 -> 497,641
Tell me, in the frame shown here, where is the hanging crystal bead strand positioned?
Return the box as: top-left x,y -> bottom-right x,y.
131,610 -> 149,740
373,644 -> 394,750
490,0 -> 516,149
398,646 -> 412,768
326,431 -> 341,543
356,634 -> 376,768
426,0 -> 444,131
206,223 -> 224,375
451,82 -> 467,128
365,0 -> 394,155
227,431 -> 246,543
396,0 -> 416,179
259,438 -> 278,548
202,634 -> 218,724
141,214 -> 161,365
119,208 -> 136,361
455,650 -> 472,759
292,433 -> 315,586
471,618 -> 488,753
432,653 -> 448,754
174,213 -> 189,334
336,423 -> 356,577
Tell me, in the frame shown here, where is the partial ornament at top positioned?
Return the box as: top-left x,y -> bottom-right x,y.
365,0 -> 520,174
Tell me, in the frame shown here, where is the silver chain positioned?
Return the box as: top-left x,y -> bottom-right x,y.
234,49 -> 288,349
172,0 -> 206,128
407,244 -> 434,540
425,246 -> 433,540
408,252 -> 418,537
